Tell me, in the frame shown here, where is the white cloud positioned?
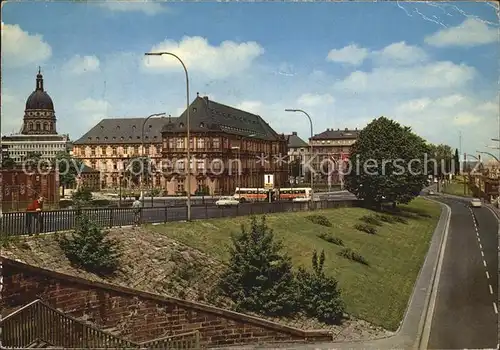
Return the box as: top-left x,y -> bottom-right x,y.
297,93 -> 335,107
326,44 -> 369,66
73,98 -> 112,129
372,41 -> 429,66
143,36 -> 264,79
98,1 -> 168,15
63,55 -> 100,75
334,61 -> 476,93
425,18 -> 498,47
234,101 -> 263,115
1,22 -> 52,68
1,90 -> 24,134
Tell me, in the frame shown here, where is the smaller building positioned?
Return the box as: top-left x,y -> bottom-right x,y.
310,128 -> 361,185
286,132 -> 309,185
73,164 -> 100,192
1,167 -> 59,212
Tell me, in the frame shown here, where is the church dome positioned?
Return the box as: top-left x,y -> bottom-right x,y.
25,71 -> 54,111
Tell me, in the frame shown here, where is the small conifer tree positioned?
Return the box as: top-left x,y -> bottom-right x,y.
296,250 -> 345,324
218,216 -> 297,316
57,212 -> 121,275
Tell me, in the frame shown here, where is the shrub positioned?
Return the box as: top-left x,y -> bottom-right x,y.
306,215 -> 332,227
218,216 -> 297,317
338,248 -> 369,266
72,187 -> 93,202
392,216 -> 408,224
317,233 -> 344,246
296,250 -> 345,324
59,199 -> 74,209
91,199 -> 111,207
360,215 -> 382,226
0,232 -> 20,249
56,212 -> 122,275
354,223 -> 377,235
375,214 -> 396,223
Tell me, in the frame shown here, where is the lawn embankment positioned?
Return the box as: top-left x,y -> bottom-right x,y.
442,180 -> 472,197
148,197 -> 441,331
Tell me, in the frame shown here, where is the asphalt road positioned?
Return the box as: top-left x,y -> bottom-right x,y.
427,196 -> 498,349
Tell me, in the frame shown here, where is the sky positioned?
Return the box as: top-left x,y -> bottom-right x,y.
1,1 -> 499,160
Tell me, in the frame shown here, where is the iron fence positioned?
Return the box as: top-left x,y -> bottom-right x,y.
0,299 -> 201,349
0,199 -> 359,236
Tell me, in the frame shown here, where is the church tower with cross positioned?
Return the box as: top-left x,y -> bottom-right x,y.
21,67 -> 58,135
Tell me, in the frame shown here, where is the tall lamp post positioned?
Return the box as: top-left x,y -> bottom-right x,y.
231,146 -> 241,192
284,109 -> 314,192
141,112 -> 166,205
144,51 -> 191,221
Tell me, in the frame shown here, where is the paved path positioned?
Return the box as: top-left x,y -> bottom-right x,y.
424,196 -> 498,349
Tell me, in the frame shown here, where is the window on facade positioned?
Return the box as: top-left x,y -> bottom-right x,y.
189,139 -> 194,149
213,161 -> 222,170
168,139 -> 174,149
177,183 -> 185,192
176,138 -> 184,149
36,123 -> 41,131
197,138 -> 205,149
112,148 -> 117,156
176,160 -> 185,170
212,138 -> 220,149
196,159 -> 205,170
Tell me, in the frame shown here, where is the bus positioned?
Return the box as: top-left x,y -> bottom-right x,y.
234,188 -> 270,202
278,187 -> 313,201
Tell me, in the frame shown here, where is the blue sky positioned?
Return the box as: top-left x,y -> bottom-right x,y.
2,1 -> 499,160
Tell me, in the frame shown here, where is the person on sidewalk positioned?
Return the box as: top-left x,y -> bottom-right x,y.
132,195 -> 142,227
26,196 -> 44,234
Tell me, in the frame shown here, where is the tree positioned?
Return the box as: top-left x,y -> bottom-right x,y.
57,212 -> 122,275
344,116 -> 429,209
454,149 -> 460,176
218,216 -> 297,317
296,250 -> 344,324
428,144 -> 453,179
72,187 -> 93,203
125,157 -> 154,187
1,154 -> 15,169
54,150 -> 84,197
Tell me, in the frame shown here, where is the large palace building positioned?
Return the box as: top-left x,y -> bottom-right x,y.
72,116 -> 174,190
1,69 -> 70,163
160,94 -> 288,195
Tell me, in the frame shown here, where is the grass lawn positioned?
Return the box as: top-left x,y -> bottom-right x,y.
443,181 -> 472,197
148,198 -> 441,331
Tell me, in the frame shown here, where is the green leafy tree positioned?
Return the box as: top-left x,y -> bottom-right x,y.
72,187 -> 93,204
54,151 -> 84,196
1,154 -> 15,169
344,117 -> 429,209
428,144 -> 453,179
23,152 -> 44,170
218,216 -> 297,316
125,157 -> 154,187
57,212 -> 122,275
296,250 -> 344,324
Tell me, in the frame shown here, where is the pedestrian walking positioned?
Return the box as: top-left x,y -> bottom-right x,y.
26,195 -> 44,234
132,195 -> 142,227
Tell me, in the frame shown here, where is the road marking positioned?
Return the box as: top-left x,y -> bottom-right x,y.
479,243 -> 482,249
478,236 -> 481,242
483,260 -> 487,267
419,203 -> 451,350
481,251 -> 484,257
489,284 -> 494,294
486,271 -> 490,279
493,302 -> 498,314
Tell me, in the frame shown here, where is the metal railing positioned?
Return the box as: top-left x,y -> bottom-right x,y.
0,199 -> 359,236
0,299 -> 137,348
1,299 -> 201,349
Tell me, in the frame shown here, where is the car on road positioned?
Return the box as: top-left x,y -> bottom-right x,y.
215,196 -> 240,207
428,190 -> 435,195
470,198 -> 482,208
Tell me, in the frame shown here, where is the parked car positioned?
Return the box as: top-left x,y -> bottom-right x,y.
470,198 -> 482,208
428,190 -> 435,195
215,196 -> 240,207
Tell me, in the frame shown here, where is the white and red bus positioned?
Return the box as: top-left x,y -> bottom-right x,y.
234,188 -> 269,202
278,187 -> 313,201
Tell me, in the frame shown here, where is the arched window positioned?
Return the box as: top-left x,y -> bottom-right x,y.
44,122 -> 48,131
36,122 -> 41,131
28,122 -> 33,131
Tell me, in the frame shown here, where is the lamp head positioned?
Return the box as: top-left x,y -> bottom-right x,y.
285,109 -> 298,112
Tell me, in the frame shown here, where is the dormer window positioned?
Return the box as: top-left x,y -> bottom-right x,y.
100,125 -> 104,129
200,122 -> 205,128
117,126 -> 120,129
96,137 -> 100,141
179,123 -> 184,128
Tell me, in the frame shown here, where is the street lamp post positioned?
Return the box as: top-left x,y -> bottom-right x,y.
141,113 -> 166,205
144,52 -> 191,221
231,146 -> 241,192
284,109 -> 314,193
